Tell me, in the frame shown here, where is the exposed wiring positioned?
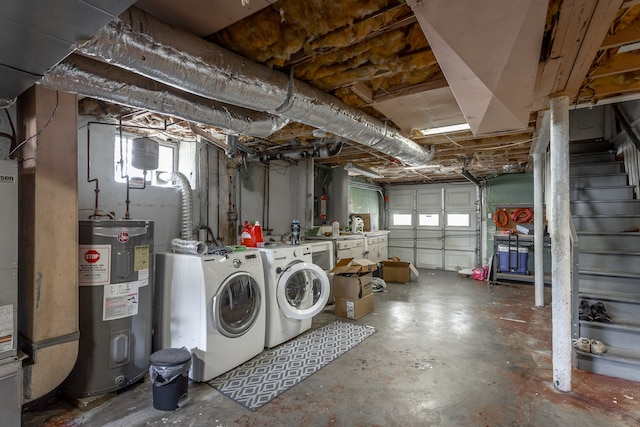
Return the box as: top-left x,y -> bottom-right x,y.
8,91 -> 59,158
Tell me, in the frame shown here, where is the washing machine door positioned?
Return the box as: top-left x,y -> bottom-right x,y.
211,272 -> 262,338
277,262 -> 330,320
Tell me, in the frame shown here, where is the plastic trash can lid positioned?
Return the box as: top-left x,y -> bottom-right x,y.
150,347 -> 191,367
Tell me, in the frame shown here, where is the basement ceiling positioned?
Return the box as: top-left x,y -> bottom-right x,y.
4,0 -> 640,184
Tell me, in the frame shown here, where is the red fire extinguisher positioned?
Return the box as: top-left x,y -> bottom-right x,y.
320,194 -> 327,220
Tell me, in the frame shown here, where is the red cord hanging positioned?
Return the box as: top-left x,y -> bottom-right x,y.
493,209 -> 509,227
510,208 -> 533,223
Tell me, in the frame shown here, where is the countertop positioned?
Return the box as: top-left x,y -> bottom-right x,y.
304,230 -> 389,241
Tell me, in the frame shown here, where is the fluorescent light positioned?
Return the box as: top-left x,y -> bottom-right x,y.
344,162 -> 383,179
618,41 -> 640,53
420,123 -> 470,136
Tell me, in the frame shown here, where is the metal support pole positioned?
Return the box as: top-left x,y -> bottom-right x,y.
550,95 -> 572,392
533,152 -> 545,307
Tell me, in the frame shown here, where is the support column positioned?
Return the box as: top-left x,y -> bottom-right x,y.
533,152 -> 545,307
18,86 -> 79,401
550,95 -> 572,392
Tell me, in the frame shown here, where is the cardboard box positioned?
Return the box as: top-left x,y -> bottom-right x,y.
335,293 -> 374,320
333,272 -> 373,300
330,258 -> 377,275
382,258 -> 411,283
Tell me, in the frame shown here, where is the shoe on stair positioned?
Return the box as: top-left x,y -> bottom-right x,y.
579,299 -> 593,321
591,301 -> 612,323
589,339 -> 607,355
573,337 -> 591,352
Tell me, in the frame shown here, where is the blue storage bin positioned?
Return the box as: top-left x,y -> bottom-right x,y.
498,245 -> 528,274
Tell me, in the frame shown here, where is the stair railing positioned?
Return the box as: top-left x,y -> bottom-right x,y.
612,103 -> 640,198
570,216 -> 579,366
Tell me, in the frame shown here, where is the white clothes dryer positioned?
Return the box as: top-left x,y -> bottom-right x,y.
155,250 -> 265,382
258,244 -> 330,348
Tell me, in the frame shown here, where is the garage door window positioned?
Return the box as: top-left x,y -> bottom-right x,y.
419,214 -> 439,227
392,213 -> 412,226
446,213 -> 470,227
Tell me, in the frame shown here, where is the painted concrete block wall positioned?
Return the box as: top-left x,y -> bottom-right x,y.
77,116 -> 202,253
238,160 -> 312,241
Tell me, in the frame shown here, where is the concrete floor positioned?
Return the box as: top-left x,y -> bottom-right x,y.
22,269 -> 640,426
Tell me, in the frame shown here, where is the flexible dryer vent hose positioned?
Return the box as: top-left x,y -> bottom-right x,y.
170,171 -> 193,240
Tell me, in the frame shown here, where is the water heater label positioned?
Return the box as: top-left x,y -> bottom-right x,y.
78,245 -> 111,285
134,245 -> 150,272
103,280 -> 142,321
0,304 -> 14,353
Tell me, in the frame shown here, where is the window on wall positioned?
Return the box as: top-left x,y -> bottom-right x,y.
114,136 -> 176,187
446,213 -> 470,227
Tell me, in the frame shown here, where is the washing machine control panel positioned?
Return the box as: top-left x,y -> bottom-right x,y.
232,258 -> 242,268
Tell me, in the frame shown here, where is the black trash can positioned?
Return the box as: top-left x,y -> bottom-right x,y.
149,347 -> 192,411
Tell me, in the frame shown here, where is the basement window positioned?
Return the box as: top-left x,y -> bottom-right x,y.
114,136 -> 176,187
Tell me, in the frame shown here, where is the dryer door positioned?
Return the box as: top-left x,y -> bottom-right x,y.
211,272 -> 262,338
276,262 -> 330,320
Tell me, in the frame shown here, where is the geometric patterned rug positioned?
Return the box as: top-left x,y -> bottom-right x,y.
208,320 -> 376,411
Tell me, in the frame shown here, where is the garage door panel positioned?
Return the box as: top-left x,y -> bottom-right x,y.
445,251 -> 476,271
416,230 -> 442,249
389,239 -> 414,248
416,249 -> 441,269
417,189 -> 441,211
390,229 -> 414,239
446,187 -> 476,208
389,191 -> 415,210
444,232 -> 475,250
389,247 -> 414,263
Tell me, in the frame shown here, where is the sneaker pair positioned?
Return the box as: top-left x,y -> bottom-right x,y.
579,299 -> 592,321
578,299 -> 612,323
573,337 -> 607,354
591,301 -> 612,323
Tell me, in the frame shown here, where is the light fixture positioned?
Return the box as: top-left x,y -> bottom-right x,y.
618,41 -> 640,53
419,123 -> 471,136
344,162 -> 383,179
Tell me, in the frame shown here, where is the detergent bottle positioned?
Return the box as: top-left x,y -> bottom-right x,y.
252,221 -> 264,248
240,221 -> 253,246
332,219 -> 340,237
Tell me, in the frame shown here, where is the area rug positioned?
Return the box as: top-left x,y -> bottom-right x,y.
208,320 -> 376,411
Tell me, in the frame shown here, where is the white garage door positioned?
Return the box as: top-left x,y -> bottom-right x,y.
387,184 -> 478,271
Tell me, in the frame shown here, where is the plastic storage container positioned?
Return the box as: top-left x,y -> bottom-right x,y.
498,245 -> 528,274
149,347 -> 192,411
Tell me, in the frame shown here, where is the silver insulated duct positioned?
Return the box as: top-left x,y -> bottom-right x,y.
169,171 -> 208,255
40,54 -> 288,139
76,7 -> 435,167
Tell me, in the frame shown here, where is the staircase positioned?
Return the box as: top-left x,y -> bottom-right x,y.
570,139 -> 640,382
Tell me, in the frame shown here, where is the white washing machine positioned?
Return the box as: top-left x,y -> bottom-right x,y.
155,250 -> 265,382
258,244 -> 331,348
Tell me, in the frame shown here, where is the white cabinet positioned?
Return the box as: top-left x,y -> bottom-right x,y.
335,237 -> 365,261
365,233 -> 389,263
